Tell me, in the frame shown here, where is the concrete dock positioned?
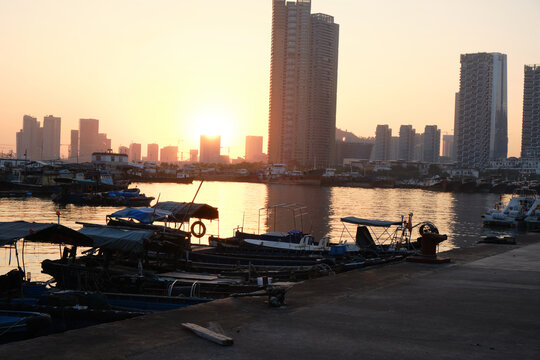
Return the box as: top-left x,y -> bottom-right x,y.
2,234 -> 539,359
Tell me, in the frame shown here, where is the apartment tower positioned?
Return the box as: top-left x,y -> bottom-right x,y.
398,125 -> 416,161
268,0 -> 339,168
423,125 -> 441,163
521,64 -> 540,159
373,125 -> 392,161
147,143 -> 159,162
455,53 -> 507,168
79,119 -> 99,162
42,115 -> 61,160
199,135 -> 221,163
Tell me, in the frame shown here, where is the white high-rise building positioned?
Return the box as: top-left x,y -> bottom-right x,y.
521,64 -> 540,159
373,125 -> 392,161
455,52 -> 507,168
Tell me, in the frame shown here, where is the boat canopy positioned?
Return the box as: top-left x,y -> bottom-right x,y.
107,207 -> 173,224
153,201 -> 219,222
340,217 -> 402,227
78,225 -> 154,254
0,221 -> 93,247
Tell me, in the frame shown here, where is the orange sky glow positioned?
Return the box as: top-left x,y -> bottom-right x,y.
1,0 -> 539,159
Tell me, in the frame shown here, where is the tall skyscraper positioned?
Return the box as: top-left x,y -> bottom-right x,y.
98,133 -> 111,152
452,92 -> 460,161
268,0 -> 339,168
442,134 -> 454,160
308,13 -> 339,168
160,146 -> 178,163
199,135 -> 221,163
79,119 -> 99,162
129,143 -> 142,162
455,52 -> 507,168
42,115 -> 61,160
69,130 -> 79,162
189,149 -> 198,162
389,136 -> 399,160
398,125 -> 415,161
373,125 -> 392,161
245,136 -> 264,162
521,64 -> 540,159
147,143 -> 159,162
16,115 -> 42,160
423,125 -> 441,163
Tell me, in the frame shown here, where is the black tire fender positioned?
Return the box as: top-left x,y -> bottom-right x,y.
190,221 -> 206,238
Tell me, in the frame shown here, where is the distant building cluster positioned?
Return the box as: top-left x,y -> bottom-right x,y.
372,124 -> 440,164
16,115 -> 61,161
368,52 -> 540,171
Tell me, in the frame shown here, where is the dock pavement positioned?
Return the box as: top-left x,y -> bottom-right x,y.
1,233 -> 539,360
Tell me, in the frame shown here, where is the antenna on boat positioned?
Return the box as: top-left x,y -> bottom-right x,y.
152,193 -> 161,217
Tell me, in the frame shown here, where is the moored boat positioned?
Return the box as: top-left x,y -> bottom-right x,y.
482,188 -> 539,227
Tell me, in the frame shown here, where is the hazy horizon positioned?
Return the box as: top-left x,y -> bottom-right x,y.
1,0 -> 540,159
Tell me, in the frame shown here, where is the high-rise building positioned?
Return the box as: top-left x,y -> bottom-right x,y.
398,125 -> 415,161
307,13 -> 339,168
423,125 -> 441,163
69,130 -> 79,162
442,134 -> 454,160
42,115 -> 61,160
373,125 -> 392,161
189,149 -> 198,162
268,0 -> 339,167
521,64 -> 540,159
98,133 -> 111,152
200,135 -> 221,163
129,143 -> 142,162
413,133 -> 424,162
16,115 -> 42,160
455,52 -> 507,168
245,136 -> 264,162
160,146 -> 178,163
147,143 -> 159,162
452,92 -> 460,161
79,119 -> 99,162
389,136 -> 399,160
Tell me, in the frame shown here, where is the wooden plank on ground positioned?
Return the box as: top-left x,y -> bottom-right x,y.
182,322 -> 234,346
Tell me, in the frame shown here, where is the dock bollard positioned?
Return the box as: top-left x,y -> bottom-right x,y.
407,232 -> 451,264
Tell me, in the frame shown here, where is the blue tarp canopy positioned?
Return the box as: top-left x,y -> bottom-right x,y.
78,225 -> 154,254
340,217 -> 402,227
0,221 -> 93,247
107,207 -> 173,224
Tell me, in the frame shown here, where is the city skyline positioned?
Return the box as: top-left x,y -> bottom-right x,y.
1,0 -> 540,159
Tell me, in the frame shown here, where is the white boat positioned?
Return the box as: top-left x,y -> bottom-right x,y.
524,197 -> 540,230
482,188 -> 539,227
243,233 -> 331,251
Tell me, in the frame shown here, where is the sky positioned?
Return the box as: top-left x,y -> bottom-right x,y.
1,0 -> 539,159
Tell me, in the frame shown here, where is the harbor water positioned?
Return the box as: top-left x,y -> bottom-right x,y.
0,181 -> 516,280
